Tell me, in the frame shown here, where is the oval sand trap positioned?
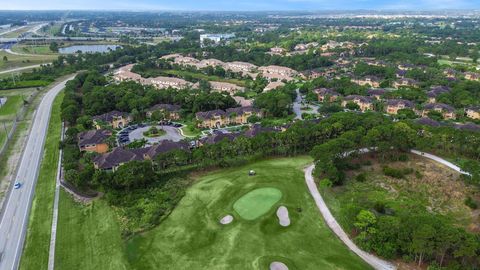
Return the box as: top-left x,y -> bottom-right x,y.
276,206 -> 290,226
220,215 -> 233,225
233,187 -> 282,220
270,261 -> 289,270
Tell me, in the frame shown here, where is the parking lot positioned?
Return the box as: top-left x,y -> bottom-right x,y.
117,122 -> 184,146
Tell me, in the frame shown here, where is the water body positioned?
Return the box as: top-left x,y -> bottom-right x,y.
59,44 -> 120,54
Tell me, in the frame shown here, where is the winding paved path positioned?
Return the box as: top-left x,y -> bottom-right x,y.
304,165 -> 396,270
304,149 -> 470,270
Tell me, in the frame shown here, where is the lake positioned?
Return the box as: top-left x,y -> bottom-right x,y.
59,44 -> 120,54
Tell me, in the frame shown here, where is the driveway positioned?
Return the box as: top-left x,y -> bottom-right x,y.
293,89 -> 319,120
129,125 -> 184,144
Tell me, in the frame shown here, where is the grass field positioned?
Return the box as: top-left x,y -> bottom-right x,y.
125,157 -> 371,270
55,191 -> 129,270
19,91 -> 64,270
12,45 -> 58,55
0,96 -> 23,116
0,51 -> 57,72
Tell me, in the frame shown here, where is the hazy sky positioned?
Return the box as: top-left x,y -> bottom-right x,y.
2,0 -> 479,11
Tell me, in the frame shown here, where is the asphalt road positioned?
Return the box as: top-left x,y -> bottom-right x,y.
0,64 -> 45,75
0,76 -> 73,270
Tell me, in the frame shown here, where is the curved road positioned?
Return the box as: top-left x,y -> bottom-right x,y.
0,76 -> 74,270
0,64 -> 45,75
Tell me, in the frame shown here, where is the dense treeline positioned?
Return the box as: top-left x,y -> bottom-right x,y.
310,122 -> 480,269
61,71 -> 238,126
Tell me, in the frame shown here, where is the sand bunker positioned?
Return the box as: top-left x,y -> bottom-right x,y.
220,215 -> 234,225
270,262 -> 289,270
276,206 -> 290,226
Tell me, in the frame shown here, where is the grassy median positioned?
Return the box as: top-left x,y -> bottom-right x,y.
19,91 -> 64,270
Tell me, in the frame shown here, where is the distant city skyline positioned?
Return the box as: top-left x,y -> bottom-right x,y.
2,0 -> 480,11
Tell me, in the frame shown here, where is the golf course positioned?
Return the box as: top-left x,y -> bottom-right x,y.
125,157 -> 371,270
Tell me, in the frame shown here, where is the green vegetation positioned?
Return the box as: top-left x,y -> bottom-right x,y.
142,126 -> 166,137
233,187 -> 282,220
126,157 -> 370,270
55,190 -> 129,270
161,69 -> 246,87
20,91 -> 64,270
0,95 -> 23,116
320,153 -> 480,268
12,45 -> 58,55
0,51 -> 57,72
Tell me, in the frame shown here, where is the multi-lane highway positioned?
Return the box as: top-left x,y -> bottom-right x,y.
0,76 -> 73,270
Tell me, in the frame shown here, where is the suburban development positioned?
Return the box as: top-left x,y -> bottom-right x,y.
0,4 -> 480,270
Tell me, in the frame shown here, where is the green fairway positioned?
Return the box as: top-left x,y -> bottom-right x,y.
0,51 -> 57,72
125,157 -> 371,270
233,187 -> 282,220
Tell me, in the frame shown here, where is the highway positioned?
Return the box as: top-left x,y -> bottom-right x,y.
0,76 -> 74,270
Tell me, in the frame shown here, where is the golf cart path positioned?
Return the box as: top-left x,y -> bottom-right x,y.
304,165 -> 396,270
304,149 -> 470,270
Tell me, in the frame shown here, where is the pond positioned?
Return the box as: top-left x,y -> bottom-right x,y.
59,44 -> 120,54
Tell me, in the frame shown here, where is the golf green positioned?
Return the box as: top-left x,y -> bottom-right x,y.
233,187 -> 282,220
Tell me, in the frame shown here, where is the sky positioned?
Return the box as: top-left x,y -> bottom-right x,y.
2,0 -> 479,11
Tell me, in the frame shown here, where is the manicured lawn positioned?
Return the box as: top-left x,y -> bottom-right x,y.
233,187 -> 282,220
54,191 -> 129,270
19,91 -> 64,270
126,157 -> 371,270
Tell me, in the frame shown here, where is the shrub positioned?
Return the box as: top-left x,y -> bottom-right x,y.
356,173 -> 367,182
465,196 -> 478,209
382,166 -> 413,179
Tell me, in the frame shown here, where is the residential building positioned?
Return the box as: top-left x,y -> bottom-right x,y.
398,63 -> 415,71
341,95 -> 374,112
93,111 -> 131,129
366,89 -> 386,100
393,78 -> 419,89
258,65 -> 298,77
224,61 -> 257,73
146,104 -> 181,120
200,33 -> 235,46
269,47 -> 285,55
196,107 -> 262,128
422,103 -> 456,120
416,117 -> 441,127
353,76 -> 381,88
196,58 -> 225,69
209,81 -> 245,95
198,130 -> 238,146
93,140 -> 189,171
114,64 -> 143,83
427,86 -> 450,103
444,69 -> 456,79
385,99 -> 415,115
233,96 -> 253,107
226,106 -> 262,125
465,106 -> 480,120
464,72 -> 480,81
77,129 -> 111,153
173,55 -> 199,66
314,88 -> 340,102
196,109 -> 227,129
148,76 -> 192,89
263,81 -> 285,92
